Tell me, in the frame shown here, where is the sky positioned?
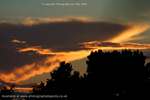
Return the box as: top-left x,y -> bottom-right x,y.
0,0 -> 150,86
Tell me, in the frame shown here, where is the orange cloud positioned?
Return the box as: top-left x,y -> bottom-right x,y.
11,39 -> 26,44
22,16 -> 93,26
107,23 -> 150,43
14,87 -> 32,93
1,21 -> 150,85
2,39 -> 150,84
1,40 -> 150,84
18,46 -> 53,55
81,41 -> 150,50
0,48 -> 90,84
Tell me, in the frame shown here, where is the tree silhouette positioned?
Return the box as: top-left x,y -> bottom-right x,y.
144,62 -> 150,97
32,50 -> 148,98
32,61 -> 80,99
51,62 -> 73,81
0,85 -> 15,100
145,62 -> 150,79
86,50 -> 145,97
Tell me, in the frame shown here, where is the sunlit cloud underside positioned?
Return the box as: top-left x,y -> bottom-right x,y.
0,17 -> 150,84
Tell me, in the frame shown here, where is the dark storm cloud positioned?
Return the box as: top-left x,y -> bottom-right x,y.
0,20 -> 129,51
0,19 -> 130,82
0,44 -> 49,72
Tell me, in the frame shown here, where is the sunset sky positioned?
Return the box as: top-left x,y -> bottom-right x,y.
0,0 -> 150,86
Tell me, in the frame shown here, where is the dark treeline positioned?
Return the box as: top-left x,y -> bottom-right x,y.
0,84 -> 15,100
32,50 -> 150,99
1,50 -> 150,99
